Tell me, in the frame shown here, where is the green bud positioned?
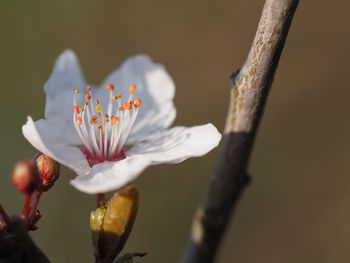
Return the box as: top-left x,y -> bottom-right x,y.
90,185 -> 139,263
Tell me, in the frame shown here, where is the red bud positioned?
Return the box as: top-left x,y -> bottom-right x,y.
12,160 -> 39,194
34,153 -> 60,192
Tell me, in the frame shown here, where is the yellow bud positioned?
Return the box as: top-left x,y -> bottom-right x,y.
90,185 -> 139,262
90,207 -> 106,232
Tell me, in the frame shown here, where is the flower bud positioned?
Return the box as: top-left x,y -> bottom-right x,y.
12,160 -> 39,194
90,185 -> 139,262
34,153 -> 60,192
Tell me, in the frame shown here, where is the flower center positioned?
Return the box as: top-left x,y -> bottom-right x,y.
73,84 -> 142,164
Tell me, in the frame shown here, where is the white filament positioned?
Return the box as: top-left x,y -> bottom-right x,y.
73,87 -> 140,159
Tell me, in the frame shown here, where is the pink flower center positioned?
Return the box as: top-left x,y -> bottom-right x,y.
72,83 -> 142,164
83,147 -> 127,165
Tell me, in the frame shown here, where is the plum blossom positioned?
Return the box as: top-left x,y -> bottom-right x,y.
22,50 -> 222,194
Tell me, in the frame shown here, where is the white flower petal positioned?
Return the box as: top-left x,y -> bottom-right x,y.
22,116 -> 90,177
128,124 -> 222,164
70,156 -> 150,194
44,49 -> 86,144
102,55 -> 176,144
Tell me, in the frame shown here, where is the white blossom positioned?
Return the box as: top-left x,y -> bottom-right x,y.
22,50 -> 222,194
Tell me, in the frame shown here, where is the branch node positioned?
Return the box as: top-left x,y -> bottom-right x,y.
182,1 -> 299,262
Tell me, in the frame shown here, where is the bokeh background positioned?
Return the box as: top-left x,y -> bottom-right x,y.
1,1 -> 350,262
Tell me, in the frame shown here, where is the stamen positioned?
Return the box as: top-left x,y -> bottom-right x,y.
123,102 -> 133,111
95,104 -> 103,113
72,82 -> 142,163
105,83 -> 114,91
90,116 -> 98,125
73,105 -> 80,114
133,98 -> 142,108
76,116 -> 83,125
111,116 -> 119,126
128,84 -> 136,94
80,88 -> 103,157
113,93 -> 122,101
80,106 -> 94,153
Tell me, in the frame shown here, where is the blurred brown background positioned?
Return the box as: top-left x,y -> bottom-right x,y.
1,0 -> 350,262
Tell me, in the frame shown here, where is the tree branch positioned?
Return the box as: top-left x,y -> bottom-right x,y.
182,1 -> 299,262
0,217 -> 50,263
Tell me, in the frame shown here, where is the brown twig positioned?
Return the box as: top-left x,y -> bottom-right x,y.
182,0 -> 299,262
113,252 -> 148,263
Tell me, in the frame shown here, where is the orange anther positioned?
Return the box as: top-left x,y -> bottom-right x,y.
123,102 -> 133,110
75,116 -> 83,125
73,105 -> 80,113
86,86 -> 91,91
105,83 -> 114,91
112,93 -> 122,101
85,93 -> 91,100
128,84 -> 136,94
90,116 -> 98,125
133,98 -> 142,108
111,116 -> 119,126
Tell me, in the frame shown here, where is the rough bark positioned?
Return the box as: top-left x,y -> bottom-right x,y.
182,1 -> 299,262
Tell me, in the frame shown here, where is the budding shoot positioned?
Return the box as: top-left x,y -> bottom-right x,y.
34,153 -> 60,192
12,160 -> 39,194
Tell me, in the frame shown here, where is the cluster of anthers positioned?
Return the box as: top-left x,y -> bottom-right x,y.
73,84 -> 142,164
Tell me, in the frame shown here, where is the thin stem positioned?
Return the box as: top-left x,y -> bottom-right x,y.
182,0 -> 299,262
22,193 -> 33,218
97,193 -> 105,208
29,191 -> 42,224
